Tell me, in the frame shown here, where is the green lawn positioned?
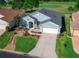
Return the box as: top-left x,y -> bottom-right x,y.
15,36 -> 37,53
39,1 -> 76,14
0,31 -> 14,48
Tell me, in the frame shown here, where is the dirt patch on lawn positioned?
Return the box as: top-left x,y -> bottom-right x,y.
4,35 -> 16,50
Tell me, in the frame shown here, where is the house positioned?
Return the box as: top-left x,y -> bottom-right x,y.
71,11 -> 79,53
71,11 -> 79,36
0,9 -> 24,31
20,9 -> 64,34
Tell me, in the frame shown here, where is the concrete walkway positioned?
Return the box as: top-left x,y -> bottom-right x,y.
28,33 -> 57,58
4,35 -> 16,50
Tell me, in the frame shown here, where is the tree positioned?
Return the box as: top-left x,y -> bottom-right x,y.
23,0 -> 39,11
75,0 -> 79,9
0,0 -> 6,5
12,0 -> 24,9
68,6 -> 74,13
34,0 -> 39,7
11,0 -> 39,11
0,0 -> 5,4
23,0 -> 33,10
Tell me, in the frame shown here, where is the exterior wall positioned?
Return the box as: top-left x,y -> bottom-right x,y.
9,20 -> 16,29
21,16 -> 37,29
42,28 -> 59,34
9,18 -> 20,30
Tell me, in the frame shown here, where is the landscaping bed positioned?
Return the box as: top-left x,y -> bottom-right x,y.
15,36 -> 37,53
0,31 -> 14,49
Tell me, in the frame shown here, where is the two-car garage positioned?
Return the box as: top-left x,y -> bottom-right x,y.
42,28 -> 60,34
41,21 -> 60,34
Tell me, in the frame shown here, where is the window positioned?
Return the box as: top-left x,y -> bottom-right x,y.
20,20 -> 27,27
29,22 -> 33,28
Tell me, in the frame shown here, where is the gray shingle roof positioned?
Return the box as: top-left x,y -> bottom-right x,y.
38,8 -> 62,27
30,12 -> 51,22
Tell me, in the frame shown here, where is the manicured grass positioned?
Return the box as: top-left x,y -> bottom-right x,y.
0,31 -> 14,48
39,1 -> 76,14
15,36 -> 37,53
56,14 -> 79,58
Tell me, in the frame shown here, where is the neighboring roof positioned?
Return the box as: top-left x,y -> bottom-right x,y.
0,9 -> 25,23
30,8 -> 62,27
0,19 -> 8,25
72,11 -> 79,30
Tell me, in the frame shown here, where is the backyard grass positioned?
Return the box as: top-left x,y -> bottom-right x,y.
15,36 -> 37,53
39,1 -> 76,14
0,31 -> 14,49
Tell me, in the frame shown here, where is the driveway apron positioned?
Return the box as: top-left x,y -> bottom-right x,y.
28,33 -> 57,58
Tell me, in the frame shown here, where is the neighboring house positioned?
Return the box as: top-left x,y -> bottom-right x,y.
71,11 -> 79,53
0,9 -> 24,31
20,9 -> 64,34
71,11 -> 79,36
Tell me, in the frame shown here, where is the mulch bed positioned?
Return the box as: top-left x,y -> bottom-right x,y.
15,27 -> 40,40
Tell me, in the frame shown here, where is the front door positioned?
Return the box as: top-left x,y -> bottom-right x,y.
29,22 -> 33,28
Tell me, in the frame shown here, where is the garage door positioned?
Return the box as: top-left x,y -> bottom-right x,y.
43,28 -> 59,34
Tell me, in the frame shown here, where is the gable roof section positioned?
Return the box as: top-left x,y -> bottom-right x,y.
0,19 -> 8,25
30,8 -> 62,27
0,9 -> 24,23
39,8 -> 62,27
30,12 -> 51,22
41,21 -> 59,29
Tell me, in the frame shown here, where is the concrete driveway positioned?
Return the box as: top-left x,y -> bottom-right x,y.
28,33 -> 57,58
